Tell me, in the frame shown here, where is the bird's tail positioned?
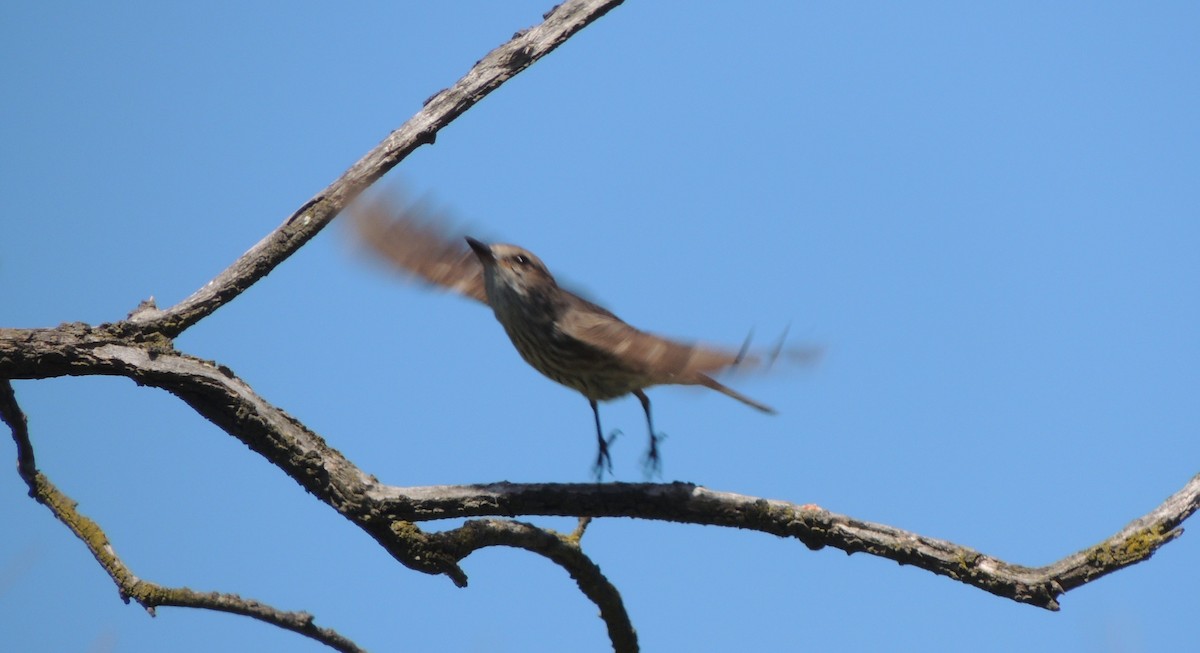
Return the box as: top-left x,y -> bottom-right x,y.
696,374 -> 776,414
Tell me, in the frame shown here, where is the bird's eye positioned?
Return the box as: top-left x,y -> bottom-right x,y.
513,254 -> 530,266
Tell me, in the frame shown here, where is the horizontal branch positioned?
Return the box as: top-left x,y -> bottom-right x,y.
374,476 -> 1198,610
4,324 -> 1194,612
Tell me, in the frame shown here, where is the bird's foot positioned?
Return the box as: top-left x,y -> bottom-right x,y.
640,430 -> 667,479
591,429 -> 621,481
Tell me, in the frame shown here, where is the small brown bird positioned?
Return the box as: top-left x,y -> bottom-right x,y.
352,196 -> 779,475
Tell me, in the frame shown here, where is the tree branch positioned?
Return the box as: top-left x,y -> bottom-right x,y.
3,1 -> 1193,651
3,327 -> 1194,613
126,0 -> 624,338
368,478 -> 1198,611
434,518 -> 638,653
0,381 -> 366,653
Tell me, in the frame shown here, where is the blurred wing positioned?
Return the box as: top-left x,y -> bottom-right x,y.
558,297 -> 777,413
350,196 -> 488,304
558,294 -> 744,378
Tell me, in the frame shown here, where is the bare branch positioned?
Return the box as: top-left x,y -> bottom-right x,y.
369,476 -> 1198,611
1,380 -> 35,484
0,381 -> 365,653
5,3 -> 632,640
3,326 -> 1194,614
126,0 -> 624,338
435,518 -> 638,653
377,516 -> 638,651
2,2 -> 1192,649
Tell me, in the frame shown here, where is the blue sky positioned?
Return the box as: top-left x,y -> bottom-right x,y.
2,2 -> 1198,651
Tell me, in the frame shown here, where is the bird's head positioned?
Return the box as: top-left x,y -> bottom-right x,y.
466,237 -> 557,299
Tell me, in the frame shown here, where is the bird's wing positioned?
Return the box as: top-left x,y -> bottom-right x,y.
349,196 -> 488,304
558,298 -> 777,413
558,294 -> 746,378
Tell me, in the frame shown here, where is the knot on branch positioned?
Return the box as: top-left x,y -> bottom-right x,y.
388,521 -> 469,587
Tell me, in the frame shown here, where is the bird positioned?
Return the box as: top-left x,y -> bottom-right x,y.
350,194 -> 784,476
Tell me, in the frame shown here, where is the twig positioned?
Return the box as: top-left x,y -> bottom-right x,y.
0,381 -> 365,653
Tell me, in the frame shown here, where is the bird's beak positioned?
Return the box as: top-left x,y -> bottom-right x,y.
465,236 -> 494,262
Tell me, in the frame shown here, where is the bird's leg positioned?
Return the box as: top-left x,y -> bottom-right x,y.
590,399 -> 614,480
634,390 -> 665,477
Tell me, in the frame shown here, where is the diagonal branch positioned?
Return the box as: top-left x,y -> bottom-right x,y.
0,381 -> 366,653
126,0 -> 624,338
2,326 -> 1195,613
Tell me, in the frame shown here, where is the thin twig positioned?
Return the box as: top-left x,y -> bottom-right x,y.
0,381 -> 366,653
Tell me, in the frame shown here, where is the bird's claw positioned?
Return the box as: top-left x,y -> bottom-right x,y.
591,429 -> 621,481
641,430 -> 667,479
